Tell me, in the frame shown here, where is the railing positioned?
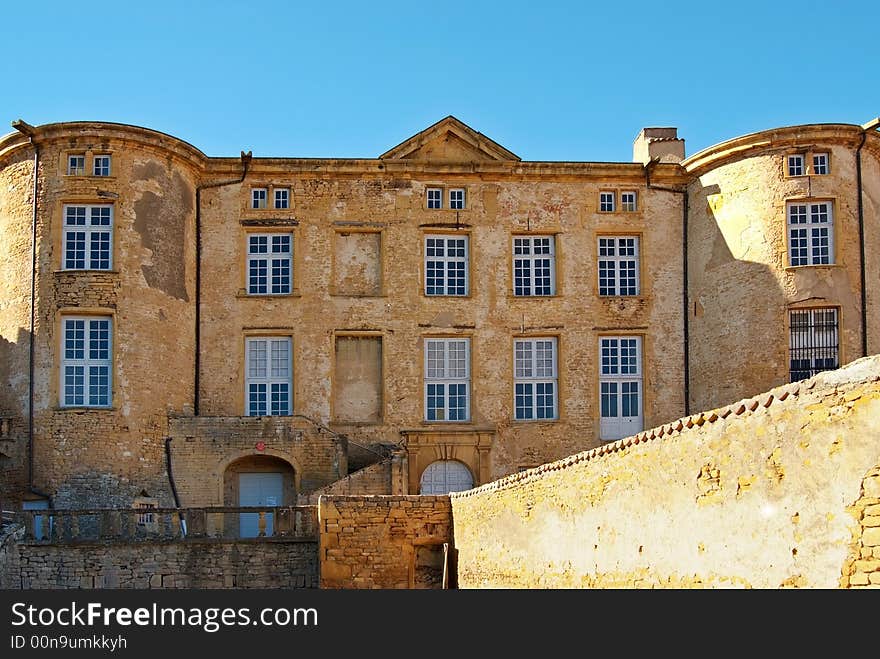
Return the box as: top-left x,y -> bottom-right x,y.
14,506 -> 318,544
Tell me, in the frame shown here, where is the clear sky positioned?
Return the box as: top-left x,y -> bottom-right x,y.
2,0 -> 878,162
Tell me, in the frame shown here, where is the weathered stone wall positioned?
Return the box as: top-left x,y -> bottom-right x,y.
0,524 -> 23,588
319,495 -> 452,588
302,459 -> 392,504
8,539 -> 317,589
450,355 -> 880,588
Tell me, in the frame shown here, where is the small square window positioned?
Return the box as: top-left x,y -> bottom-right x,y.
93,155 -> 111,177
427,188 -> 443,209
812,153 -> 829,175
620,191 -> 637,212
252,188 -> 268,209
67,155 -> 85,176
449,188 -> 465,210
787,154 -> 805,177
274,188 -> 290,209
600,192 -> 615,212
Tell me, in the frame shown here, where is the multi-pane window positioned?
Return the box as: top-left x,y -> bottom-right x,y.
514,338 -> 558,420
67,155 -> 85,175
789,308 -> 839,382
93,155 -> 111,177
251,188 -> 268,209
62,204 -> 113,270
247,234 -> 292,295
513,236 -> 555,296
620,191 -> 637,212
812,153 -> 829,175
449,188 -> 466,210
600,192 -> 616,212
245,337 -> 292,416
274,188 -> 290,209
787,201 -> 833,266
61,316 -> 112,407
424,338 -> 470,422
599,336 -> 643,441
427,187 -> 443,209
598,236 -> 640,296
787,154 -> 805,176
425,235 -> 468,296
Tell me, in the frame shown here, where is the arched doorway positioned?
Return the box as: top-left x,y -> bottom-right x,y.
223,455 -> 296,537
419,460 -> 474,494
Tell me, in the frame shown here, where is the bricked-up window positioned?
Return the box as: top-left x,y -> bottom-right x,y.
333,336 -> 383,423
598,236 -> 640,296
424,338 -> 470,421
787,154 -> 805,176
620,191 -> 637,212
787,201 -> 834,266
425,235 -> 468,296
61,316 -> 112,408
251,188 -> 268,209
274,188 -> 290,209
600,191 -> 615,212
247,234 -> 292,295
62,204 -> 113,270
513,236 -> 556,296
514,337 -> 558,420
813,153 -> 829,175
67,154 -> 85,175
427,187 -> 443,209
599,336 -> 643,441
449,188 -> 466,210
789,308 -> 839,382
245,337 -> 292,416
93,155 -> 111,177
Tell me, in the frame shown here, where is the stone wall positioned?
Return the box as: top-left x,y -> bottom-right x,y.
302,459 -> 392,504
450,355 -> 880,588
319,495 -> 452,588
0,524 -> 23,588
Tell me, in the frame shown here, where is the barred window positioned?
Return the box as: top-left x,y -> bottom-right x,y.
424,338 -> 470,422
789,308 -> 839,382
598,236 -> 639,296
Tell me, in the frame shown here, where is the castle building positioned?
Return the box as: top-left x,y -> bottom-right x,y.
1,116 -> 878,521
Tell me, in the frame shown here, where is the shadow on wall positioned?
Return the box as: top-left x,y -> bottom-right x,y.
0,328 -> 31,504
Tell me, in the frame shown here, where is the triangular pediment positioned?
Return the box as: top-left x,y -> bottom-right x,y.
380,116 -> 520,162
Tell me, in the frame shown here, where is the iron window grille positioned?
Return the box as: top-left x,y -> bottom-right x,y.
789,308 -> 839,382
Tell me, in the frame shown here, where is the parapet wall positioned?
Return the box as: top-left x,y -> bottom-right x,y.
450,355 -> 880,588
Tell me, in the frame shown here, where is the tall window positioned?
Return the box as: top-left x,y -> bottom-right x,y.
274,188 -> 290,209
424,338 -> 470,421
425,235 -> 468,296
513,236 -> 556,296
251,188 -> 268,209
62,204 -> 113,270
449,188 -> 466,210
427,188 -> 443,209
247,234 -> 292,295
67,154 -> 85,175
598,236 -> 640,296
600,191 -> 615,212
599,336 -> 643,441
61,316 -> 112,407
787,201 -> 833,266
93,155 -> 111,177
514,338 -> 558,420
789,308 -> 839,382
245,337 -> 292,416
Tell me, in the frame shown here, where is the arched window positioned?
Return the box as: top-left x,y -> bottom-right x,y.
419,460 -> 474,494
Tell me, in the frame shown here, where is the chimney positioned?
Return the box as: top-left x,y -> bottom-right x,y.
632,127 -> 685,165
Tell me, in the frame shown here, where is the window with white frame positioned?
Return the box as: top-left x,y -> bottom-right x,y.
245,337 -> 292,416
251,188 -> 268,209
449,188 -> 466,210
787,154 -> 805,176
514,338 -> 558,420
425,235 -> 468,296
513,236 -> 555,296
424,338 -> 470,421
247,234 -> 292,295
62,204 -> 113,270
599,336 -> 643,441
61,316 -> 112,408
598,236 -> 640,296
274,188 -> 290,209
620,191 -> 637,212
427,187 -> 443,209
93,155 -> 111,177
600,191 -> 615,212
789,307 -> 839,382
812,153 -> 829,175
787,201 -> 833,266
67,154 -> 85,176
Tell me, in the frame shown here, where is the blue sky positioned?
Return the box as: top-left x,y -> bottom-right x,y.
1,0 -> 877,161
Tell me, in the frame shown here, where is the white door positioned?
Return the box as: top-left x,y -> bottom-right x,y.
419,460 -> 474,494
239,472 -> 283,538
